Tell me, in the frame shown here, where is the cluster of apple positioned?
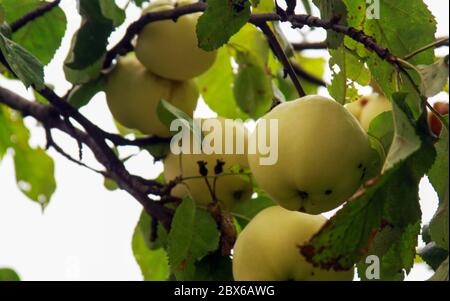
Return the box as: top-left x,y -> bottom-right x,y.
344,93 -> 392,131
104,1 -> 391,282
233,96 -> 374,281
105,0 -> 216,137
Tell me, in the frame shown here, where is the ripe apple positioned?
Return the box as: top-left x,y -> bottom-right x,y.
428,101 -> 449,137
359,94 -> 392,131
163,118 -> 253,210
344,96 -> 369,120
248,95 -> 373,214
134,0 -> 217,80
105,54 -> 198,137
232,206 -> 354,281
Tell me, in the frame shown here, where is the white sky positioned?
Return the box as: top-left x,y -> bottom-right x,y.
0,0 -> 448,281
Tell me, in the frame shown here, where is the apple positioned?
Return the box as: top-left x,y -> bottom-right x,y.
105,54 -> 198,137
248,95 -> 373,214
134,0 -> 217,81
344,96 -> 369,120
163,118 -> 253,210
232,206 -> 354,281
359,94 -> 392,131
428,101 -> 449,137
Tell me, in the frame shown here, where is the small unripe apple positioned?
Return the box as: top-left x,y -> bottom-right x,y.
428,101 -> 449,137
232,206 -> 354,281
135,0 -> 217,80
359,94 -> 392,131
105,54 -> 198,137
248,95 -> 373,214
163,118 -> 253,210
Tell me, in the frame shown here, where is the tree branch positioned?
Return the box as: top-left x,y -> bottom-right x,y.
256,22 -> 306,97
0,86 -> 173,229
292,41 -> 328,51
10,0 -> 61,33
291,62 -> 327,86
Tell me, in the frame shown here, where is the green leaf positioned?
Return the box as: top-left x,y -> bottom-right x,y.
132,212 -> 170,281
144,142 -> 171,162
429,190 -> 449,251
233,50 -> 272,118
229,23 -> 269,64
231,192 -> 275,228
196,0 -> 251,51
382,93 -> 421,172
328,46 -> 369,104
294,53 -> 327,96
428,257 -> 449,281
0,106 -> 56,208
132,0 -> 147,7
312,0 -> 347,49
0,268 -> 20,281
417,56 -> 450,98
358,222 -> 420,281
0,105 -> 12,160
167,198 -> 220,280
68,76 -> 105,109
342,0 -> 367,56
13,145 -> 56,210
99,0 -> 125,27
193,252 -> 233,281
63,0 -> 115,84
301,0 -> 312,15
428,119 -> 449,251
368,111 -> 394,158
365,0 -> 436,118
197,47 -> 247,119
419,242 -> 448,271
428,115 -> 449,201
2,0 -> 67,65
0,32 -> 44,89
366,0 -> 436,65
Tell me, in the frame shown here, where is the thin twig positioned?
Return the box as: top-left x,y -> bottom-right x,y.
257,22 -> 306,97
45,127 -> 105,175
403,37 -> 450,60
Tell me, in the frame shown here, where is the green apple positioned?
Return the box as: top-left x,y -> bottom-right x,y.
233,206 -> 354,281
163,118 -> 253,210
359,94 -> 392,131
248,95 -> 373,214
105,54 -> 198,137
135,0 -> 217,80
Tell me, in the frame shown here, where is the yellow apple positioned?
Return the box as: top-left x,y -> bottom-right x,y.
248,95 -> 373,214
134,0 -> 217,80
163,118 -> 253,210
359,94 -> 392,131
344,96 -> 369,120
105,54 -> 198,137
233,206 -> 354,281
